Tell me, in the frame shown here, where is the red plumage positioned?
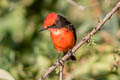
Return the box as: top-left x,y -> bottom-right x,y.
42,12 -> 77,60
44,13 -> 57,28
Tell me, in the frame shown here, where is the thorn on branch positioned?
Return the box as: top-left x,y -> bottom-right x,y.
111,54 -> 120,71
97,17 -> 101,23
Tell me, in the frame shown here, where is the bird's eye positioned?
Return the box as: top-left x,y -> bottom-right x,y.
48,25 -> 55,28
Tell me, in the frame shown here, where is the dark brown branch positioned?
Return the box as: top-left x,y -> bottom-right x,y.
39,1 -> 120,80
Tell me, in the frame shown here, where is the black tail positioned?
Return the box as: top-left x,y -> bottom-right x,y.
63,51 -> 76,61
70,55 -> 76,61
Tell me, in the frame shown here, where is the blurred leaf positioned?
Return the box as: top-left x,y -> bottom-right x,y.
0,69 -> 15,80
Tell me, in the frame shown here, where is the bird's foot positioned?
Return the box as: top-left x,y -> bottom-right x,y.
57,59 -> 64,66
68,49 -> 73,55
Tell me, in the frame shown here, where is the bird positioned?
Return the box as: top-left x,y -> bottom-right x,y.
40,12 -> 77,60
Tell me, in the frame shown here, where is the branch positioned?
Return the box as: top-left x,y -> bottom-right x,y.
67,0 -> 85,10
59,65 -> 64,80
39,1 -> 120,80
67,0 -> 100,11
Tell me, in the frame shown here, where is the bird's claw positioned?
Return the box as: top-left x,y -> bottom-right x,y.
58,59 -> 64,66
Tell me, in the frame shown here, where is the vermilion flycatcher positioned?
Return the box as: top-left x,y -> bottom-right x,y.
40,12 -> 77,60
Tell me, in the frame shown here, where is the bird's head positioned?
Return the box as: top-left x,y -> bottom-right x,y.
40,12 -> 57,31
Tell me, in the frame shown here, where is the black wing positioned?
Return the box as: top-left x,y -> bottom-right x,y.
56,15 -> 77,43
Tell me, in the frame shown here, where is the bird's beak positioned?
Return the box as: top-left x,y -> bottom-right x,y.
39,25 -> 55,32
39,27 -> 48,32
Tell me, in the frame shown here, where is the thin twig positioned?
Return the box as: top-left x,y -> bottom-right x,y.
59,65 -> 64,80
67,0 -> 100,11
67,0 -> 85,10
39,1 -> 120,80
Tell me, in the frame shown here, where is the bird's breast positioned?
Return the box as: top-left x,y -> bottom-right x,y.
49,28 -> 76,53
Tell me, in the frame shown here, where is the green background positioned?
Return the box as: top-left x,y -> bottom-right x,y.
0,0 -> 120,80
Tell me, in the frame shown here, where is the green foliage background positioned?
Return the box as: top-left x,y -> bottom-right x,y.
0,0 -> 120,80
